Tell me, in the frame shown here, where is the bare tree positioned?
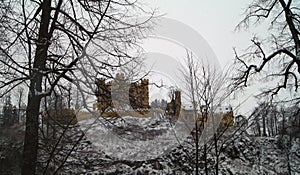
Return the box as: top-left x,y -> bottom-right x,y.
181,51 -> 236,175
250,101 -> 272,136
14,87 -> 26,123
234,0 -> 300,102
0,0 -> 156,174
250,99 -> 299,138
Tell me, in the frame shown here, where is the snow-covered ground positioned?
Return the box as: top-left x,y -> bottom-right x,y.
78,113 -> 193,161
1,114 -> 299,175
54,114 -> 300,174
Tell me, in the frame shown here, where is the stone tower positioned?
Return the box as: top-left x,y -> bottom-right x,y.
129,79 -> 149,109
95,78 -> 112,112
165,90 -> 181,118
95,75 -> 150,113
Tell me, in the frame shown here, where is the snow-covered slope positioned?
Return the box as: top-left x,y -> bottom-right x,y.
1,115 -> 299,175
62,115 -> 300,174
78,114 -> 192,161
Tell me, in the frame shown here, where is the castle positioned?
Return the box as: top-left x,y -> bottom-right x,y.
165,91 -> 182,118
95,73 -> 149,113
94,73 -> 234,128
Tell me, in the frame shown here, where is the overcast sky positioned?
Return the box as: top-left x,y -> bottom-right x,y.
141,0 -> 267,115
146,0 -> 256,65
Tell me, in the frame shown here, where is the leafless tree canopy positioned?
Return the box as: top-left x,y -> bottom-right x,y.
233,0 -> 300,101
181,50 -> 236,175
0,0 -> 156,174
0,0 -> 155,97
182,51 -> 234,113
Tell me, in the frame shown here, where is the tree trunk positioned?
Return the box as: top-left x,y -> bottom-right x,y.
287,152 -> 292,175
256,116 -> 261,136
214,133 -> 219,175
195,118 -> 199,175
274,114 -> 278,135
204,143 -> 208,175
279,0 -> 300,71
282,113 -> 286,135
21,0 -> 51,174
22,95 -> 42,175
262,114 -> 267,136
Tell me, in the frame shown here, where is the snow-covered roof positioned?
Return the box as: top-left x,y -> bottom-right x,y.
214,105 -> 232,113
182,104 -> 232,114
182,104 -> 194,110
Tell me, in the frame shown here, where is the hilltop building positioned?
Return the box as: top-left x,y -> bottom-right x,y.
181,103 -> 234,128
95,73 -> 149,113
165,91 -> 181,118
94,74 -> 234,128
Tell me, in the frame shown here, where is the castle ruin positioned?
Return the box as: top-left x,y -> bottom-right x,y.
95,73 -> 149,113
95,74 -> 234,128
165,91 -> 181,118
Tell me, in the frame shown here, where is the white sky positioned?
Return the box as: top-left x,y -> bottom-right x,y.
142,0 -> 266,115
145,0 -> 254,65
4,1 -> 270,115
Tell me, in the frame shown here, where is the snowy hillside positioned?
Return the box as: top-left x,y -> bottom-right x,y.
78,114 -> 192,161
43,114 -> 300,174
1,114 -> 299,175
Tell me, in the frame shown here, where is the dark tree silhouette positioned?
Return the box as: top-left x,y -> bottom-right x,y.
234,0 -> 300,102
0,0 -> 155,174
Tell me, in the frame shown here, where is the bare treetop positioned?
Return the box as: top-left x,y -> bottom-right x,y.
234,0 -> 300,102
0,0 -> 157,174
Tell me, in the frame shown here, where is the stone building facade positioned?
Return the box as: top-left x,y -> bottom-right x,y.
95,73 -> 149,113
129,79 -> 149,109
165,91 -> 181,118
95,78 -> 113,112
95,74 -> 233,129
169,91 -> 234,128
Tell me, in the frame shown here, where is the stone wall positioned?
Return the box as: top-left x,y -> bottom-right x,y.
95,78 -> 112,112
95,73 -> 149,113
165,91 -> 181,118
165,90 -> 234,127
129,79 -> 149,109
